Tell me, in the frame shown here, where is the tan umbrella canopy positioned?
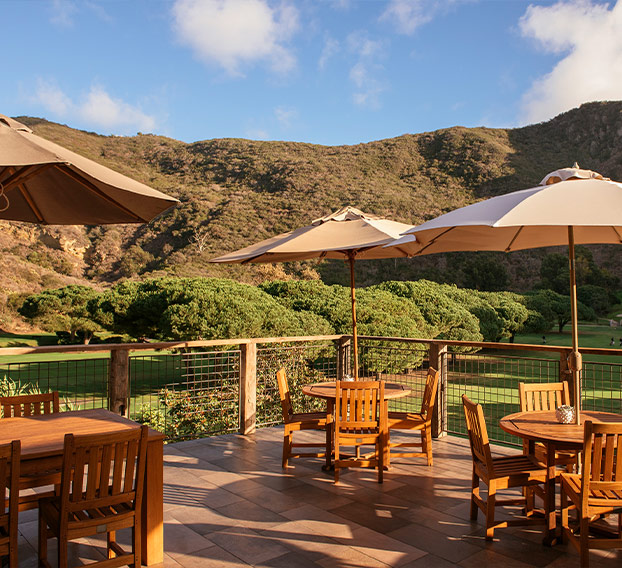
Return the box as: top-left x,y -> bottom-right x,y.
0,114 -> 179,224
211,206 -> 415,378
391,164 -> 622,424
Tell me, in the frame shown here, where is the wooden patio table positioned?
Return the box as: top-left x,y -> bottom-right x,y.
302,381 -> 411,469
0,408 -> 164,565
499,409 -> 622,546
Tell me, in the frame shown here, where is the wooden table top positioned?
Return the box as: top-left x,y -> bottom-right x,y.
0,408 -> 164,459
302,381 -> 411,401
499,410 -> 622,447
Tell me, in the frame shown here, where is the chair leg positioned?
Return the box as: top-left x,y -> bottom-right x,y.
485,483 -> 496,540
470,470 -> 479,521
560,486 -> 568,544
579,515 -> 590,567
423,427 -> 433,466
57,535 -> 68,568
38,511 -> 48,567
282,430 -> 292,468
134,522 -> 142,568
377,439 -> 384,484
108,530 -> 116,559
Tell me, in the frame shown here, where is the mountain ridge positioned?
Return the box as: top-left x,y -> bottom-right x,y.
1,100 -> 621,308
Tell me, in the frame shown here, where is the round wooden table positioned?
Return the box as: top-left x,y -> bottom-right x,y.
303,381 -> 411,470
500,409 -> 622,545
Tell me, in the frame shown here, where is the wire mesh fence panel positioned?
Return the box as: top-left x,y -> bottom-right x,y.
359,341 -> 430,414
256,342 -> 338,426
445,352 -> 560,446
582,361 -> 622,414
0,356 -> 109,411
130,349 -> 240,442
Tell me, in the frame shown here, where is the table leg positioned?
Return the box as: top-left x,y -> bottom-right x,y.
322,400 -> 334,471
142,437 -> 164,565
543,442 -> 558,546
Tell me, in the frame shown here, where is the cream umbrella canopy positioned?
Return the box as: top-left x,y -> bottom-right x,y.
0,114 -> 179,224
210,206 -> 415,379
391,164 -> 622,424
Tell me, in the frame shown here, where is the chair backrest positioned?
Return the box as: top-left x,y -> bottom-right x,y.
276,368 -> 293,423
0,440 -> 20,559
462,395 -> 494,473
518,382 -> 569,412
580,420 -> 622,504
420,368 -> 440,421
59,425 -> 148,520
0,392 -> 60,418
335,380 -> 385,434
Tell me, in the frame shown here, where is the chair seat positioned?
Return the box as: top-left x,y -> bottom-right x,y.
40,497 -> 136,537
561,473 -> 622,509
290,412 -> 329,425
388,411 -> 425,429
487,454 -> 547,480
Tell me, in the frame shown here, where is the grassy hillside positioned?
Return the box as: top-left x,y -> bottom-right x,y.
2,101 -> 622,305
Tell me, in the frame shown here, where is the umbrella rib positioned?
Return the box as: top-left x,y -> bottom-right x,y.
413,226 -> 457,255
17,181 -> 46,223
613,227 -> 622,243
56,165 -> 145,222
0,164 -> 56,193
504,226 -> 524,252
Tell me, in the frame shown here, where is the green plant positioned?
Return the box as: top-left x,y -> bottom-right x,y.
0,376 -> 42,397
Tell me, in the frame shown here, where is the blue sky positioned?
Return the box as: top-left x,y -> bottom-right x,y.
2,0 -> 621,146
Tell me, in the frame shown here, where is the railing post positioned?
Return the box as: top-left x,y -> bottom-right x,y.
108,349 -> 130,417
560,349 -> 575,405
429,342 -> 448,439
240,342 -> 257,435
337,336 -> 351,379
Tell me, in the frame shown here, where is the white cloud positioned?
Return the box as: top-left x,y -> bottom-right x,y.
519,0 -> 622,124
78,87 -> 156,133
246,128 -> 269,140
172,0 -> 299,76
50,0 -> 77,27
319,38 -> 340,70
380,0 -> 469,35
34,80 -> 72,116
347,32 -> 387,109
274,106 -> 297,129
32,81 -> 157,135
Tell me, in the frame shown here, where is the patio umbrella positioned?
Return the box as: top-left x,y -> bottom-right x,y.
390,164 -> 622,424
0,114 -> 179,224
210,206 -> 415,379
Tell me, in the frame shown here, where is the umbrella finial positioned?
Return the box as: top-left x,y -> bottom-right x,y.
540,165 -> 607,185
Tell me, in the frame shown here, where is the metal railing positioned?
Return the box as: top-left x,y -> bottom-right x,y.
2,335 -> 622,446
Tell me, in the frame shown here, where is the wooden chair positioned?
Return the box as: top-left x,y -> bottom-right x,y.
518,382 -> 578,471
560,421 -> 622,567
0,392 -> 61,512
387,367 -> 439,466
276,368 -> 330,468
462,394 -> 547,540
334,380 -> 386,484
38,425 -> 148,568
0,440 -> 20,568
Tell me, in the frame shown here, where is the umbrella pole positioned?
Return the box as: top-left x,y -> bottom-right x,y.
568,227 -> 582,425
348,252 -> 359,380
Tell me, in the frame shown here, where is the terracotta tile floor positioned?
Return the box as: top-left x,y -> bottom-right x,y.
14,428 -> 622,567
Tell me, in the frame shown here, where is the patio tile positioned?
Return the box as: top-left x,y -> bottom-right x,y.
14,430 -> 614,568
387,523 -> 483,564
207,526 -> 291,565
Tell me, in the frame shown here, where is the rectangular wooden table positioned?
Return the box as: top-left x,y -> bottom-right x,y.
0,408 -> 165,565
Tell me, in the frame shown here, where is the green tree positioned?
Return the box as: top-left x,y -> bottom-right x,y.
92,278 -> 333,341
18,285 -> 102,344
478,291 -> 529,342
373,280 -> 483,343
460,254 -> 509,291
522,289 -> 596,334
